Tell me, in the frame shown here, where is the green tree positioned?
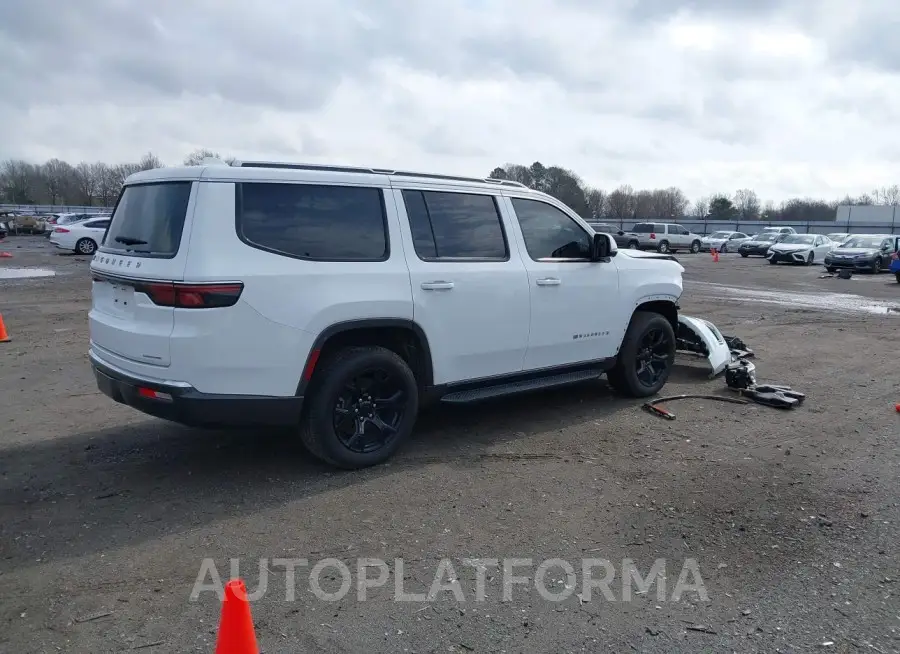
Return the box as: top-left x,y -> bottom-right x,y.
708,195 -> 737,220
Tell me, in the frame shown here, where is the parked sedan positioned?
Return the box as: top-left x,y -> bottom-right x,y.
823,234 -> 898,274
766,233 -> 834,265
0,221 -> 7,239
738,232 -> 783,257
49,216 -> 111,255
700,230 -> 752,253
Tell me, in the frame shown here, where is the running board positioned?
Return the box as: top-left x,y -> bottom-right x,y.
440,369 -> 604,404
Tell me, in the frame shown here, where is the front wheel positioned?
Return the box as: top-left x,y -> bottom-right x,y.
806,252 -> 814,266
740,252 -> 749,258
720,243 -> 728,253
606,312 -> 676,398
768,257 -> 777,265
826,267 -> 836,273
628,241 -> 639,250
690,240 -> 701,253
873,256 -> 883,273
75,238 -> 97,255
300,346 -> 419,469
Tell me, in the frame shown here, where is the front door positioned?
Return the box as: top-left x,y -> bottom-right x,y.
502,195 -> 622,370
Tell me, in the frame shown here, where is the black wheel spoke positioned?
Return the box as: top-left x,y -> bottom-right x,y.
332,366 -> 408,455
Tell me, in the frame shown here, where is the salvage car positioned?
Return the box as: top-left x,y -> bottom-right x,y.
738,232 -> 784,257
823,234 -> 898,274
700,230 -> 751,253
88,160 -> 693,469
766,233 -> 834,265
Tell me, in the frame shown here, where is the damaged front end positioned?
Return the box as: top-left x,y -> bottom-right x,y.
676,315 -> 753,378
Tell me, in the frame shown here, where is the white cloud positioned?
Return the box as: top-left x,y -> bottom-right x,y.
2,0 -> 899,203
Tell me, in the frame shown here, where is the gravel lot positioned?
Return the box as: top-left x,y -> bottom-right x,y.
2,236 -> 899,653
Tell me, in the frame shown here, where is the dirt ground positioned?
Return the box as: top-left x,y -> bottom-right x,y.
1,236 -> 899,653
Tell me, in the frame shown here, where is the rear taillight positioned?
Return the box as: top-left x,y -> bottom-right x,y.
649,233 -> 656,239
90,275 -> 243,309
54,227 -> 69,233
135,281 -> 244,308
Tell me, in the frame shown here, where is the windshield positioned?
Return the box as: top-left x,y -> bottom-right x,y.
709,231 -> 731,238
780,234 -> 816,245
840,236 -> 885,249
752,233 -> 776,242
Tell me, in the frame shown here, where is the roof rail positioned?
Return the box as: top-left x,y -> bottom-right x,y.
234,161 -> 529,188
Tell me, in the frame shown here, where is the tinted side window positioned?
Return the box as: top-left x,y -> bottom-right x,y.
512,198 -> 591,260
237,183 -> 388,261
632,223 -> 653,233
86,220 -> 110,229
401,190 -> 507,259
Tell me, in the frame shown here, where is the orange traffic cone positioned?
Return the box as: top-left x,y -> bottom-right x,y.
711,248 -> 719,262
0,252 -> 12,258
0,314 -> 9,343
215,579 -> 260,654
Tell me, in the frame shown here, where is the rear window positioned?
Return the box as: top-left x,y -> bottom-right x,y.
237,182 -> 388,261
103,182 -> 193,258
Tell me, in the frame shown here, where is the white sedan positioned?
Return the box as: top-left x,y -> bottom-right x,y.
700,231 -> 752,252
766,233 -> 835,265
49,216 -> 111,255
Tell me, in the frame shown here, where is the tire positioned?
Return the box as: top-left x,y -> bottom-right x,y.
75,238 -> 97,255
606,312 -> 676,398
720,244 -> 728,253
657,240 -> 670,254
299,346 -> 419,469
690,240 -> 701,253
740,252 -> 749,258
896,272 -> 900,283
806,252 -> 814,266
826,267 -> 836,273
873,256 -> 882,273
628,240 -> 639,250
768,257 -> 777,265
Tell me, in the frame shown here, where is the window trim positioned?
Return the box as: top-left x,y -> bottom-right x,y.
511,196 -> 594,263
401,189 -> 510,263
98,181 -> 194,260
234,181 -> 391,263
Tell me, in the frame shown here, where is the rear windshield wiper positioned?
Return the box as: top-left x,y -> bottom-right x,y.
115,236 -> 148,245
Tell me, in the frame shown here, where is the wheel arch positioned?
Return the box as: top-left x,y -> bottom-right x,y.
296,319 -> 434,395
633,299 -> 678,334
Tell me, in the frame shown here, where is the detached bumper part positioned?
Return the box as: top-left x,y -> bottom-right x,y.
676,315 -> 735,378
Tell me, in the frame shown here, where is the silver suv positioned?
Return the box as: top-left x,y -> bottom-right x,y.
624,223 -> 703,254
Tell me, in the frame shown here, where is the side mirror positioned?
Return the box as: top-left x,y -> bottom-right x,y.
591,233 -> 616,261
617,230 -> 624,236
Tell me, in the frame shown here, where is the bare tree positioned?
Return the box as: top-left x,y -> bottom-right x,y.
73,162 -> 99,205
606,184 -> 634,220
41,159 -> 74,204
138,152 -> 163,171
650,187 -> 689,219
585,188 -> 606,218
733,189 -> 761,220
1,160 -> 39,204
632,189 -> 654,219
873,184 -> 900,205
184,148 -> 225,166
692,196 -> 710,219
94,163 -> 121,206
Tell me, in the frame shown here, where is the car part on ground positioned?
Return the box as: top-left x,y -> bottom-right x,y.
675,315 -> 751,378
642,393 -> 749,420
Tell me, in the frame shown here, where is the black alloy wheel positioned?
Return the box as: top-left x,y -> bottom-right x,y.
333,368 -> 407,454
635,326 -> 671,389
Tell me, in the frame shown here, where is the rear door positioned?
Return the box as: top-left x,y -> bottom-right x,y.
392,187 -> 530,384
89,180 -> 196,367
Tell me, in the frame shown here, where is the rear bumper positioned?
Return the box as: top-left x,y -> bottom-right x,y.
90,352 -> 304,428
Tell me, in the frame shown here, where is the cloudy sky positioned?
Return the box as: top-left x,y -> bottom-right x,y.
2,0 -> 899,203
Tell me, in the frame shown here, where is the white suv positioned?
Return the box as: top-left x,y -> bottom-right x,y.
88,160 -> 685,469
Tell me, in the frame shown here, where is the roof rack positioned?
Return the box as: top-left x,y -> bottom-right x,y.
234,161 -> 528,188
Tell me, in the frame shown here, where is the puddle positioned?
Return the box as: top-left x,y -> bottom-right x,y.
0,267 -> 56,279
690,281 -> 900,316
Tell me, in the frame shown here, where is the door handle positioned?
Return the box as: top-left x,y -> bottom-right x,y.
421,281 -> 454,290
536,278 -> 561,286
